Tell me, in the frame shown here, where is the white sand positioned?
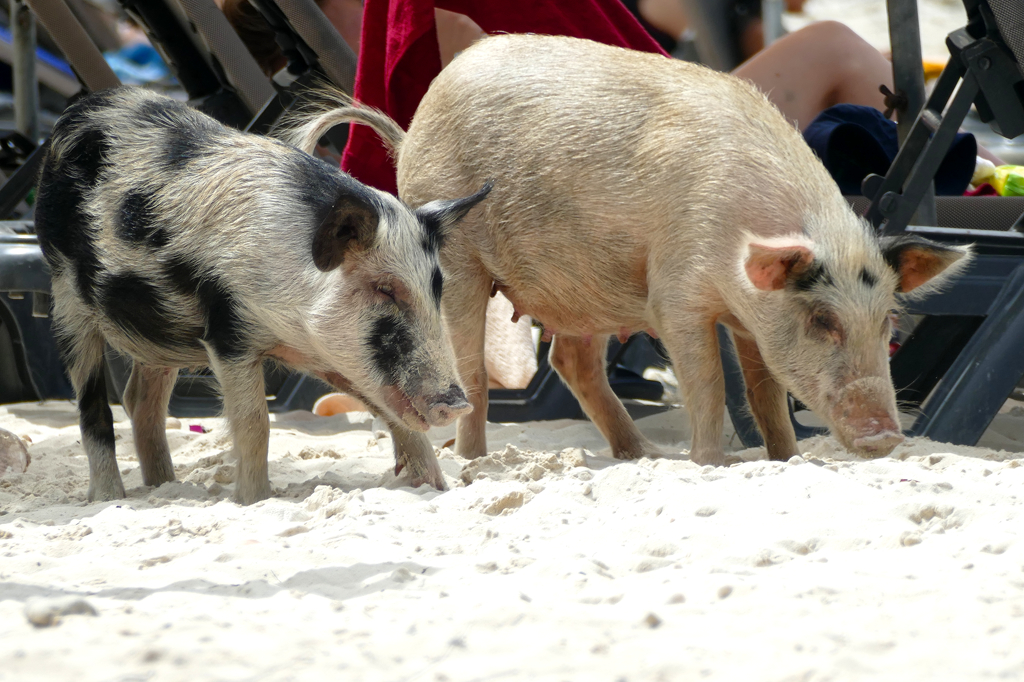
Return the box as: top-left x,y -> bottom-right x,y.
793,0 -> 969,62
1,398 -> 1023,680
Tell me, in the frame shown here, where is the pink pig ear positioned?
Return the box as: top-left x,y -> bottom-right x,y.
744,239 -> 815,291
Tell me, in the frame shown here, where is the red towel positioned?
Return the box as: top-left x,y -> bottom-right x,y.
341,0 -> 668,194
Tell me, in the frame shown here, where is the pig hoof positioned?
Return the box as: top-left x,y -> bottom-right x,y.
411,472 -> 449,492
611,440 -> 663,461
87,480 -> 126,502
233,483 -> 272,506
689,450 -> 726,467
853,431 -> 904,458
410,459 -> 448,491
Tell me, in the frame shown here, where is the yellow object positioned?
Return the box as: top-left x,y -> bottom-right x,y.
991,166 -> 1024,196
922,60 -> 946,80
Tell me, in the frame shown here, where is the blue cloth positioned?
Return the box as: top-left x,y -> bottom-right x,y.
104,43 -> 172,86
802,104 -> 977,196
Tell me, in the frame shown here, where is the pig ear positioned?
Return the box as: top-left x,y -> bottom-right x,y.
415,181 -> 493,250
744,238 -> 816,291
879,235 -> 971,293
312,193 -> 380,272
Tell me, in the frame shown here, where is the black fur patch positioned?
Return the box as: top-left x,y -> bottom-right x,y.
791,263 -> 833,292
35,164 -> 103,304
79,367 -> 115,450
135,97 -> 196,129
292,152 -> 342,213
431,267 -> 443,307
369,313 -> 414,384
118,189 -> 168,247
164,255 -> 250,360
34,96 -> 116,304
294,155 -> 381,228
54,94 -> 114,186
101,272 -> 181,343
63,127 -> 110,185
420,214 -> 444,255
164,128 -> 210,167
860,268 -> 877,288
127,98 -> 218,168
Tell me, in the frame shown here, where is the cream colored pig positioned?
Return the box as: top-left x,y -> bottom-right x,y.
288,34 -> 969,466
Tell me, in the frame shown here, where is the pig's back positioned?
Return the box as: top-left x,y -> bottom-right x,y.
399,34 -> 843,295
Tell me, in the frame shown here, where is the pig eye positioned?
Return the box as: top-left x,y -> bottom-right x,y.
812,311 -> 835,331
807,308 -> 844,344
375,284 -> 397,303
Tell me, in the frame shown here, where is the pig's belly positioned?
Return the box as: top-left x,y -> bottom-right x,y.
492,279 -> 649,338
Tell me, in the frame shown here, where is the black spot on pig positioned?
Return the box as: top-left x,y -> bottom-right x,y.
164,128 -> 212,167
101,272 -> 180,343
204,287 -> 250,361
62,128 -> 110,187
35,95 -> 119,304
164,255 -> 251,360
78,367 -> 114,450
130,99 -> 218,168
431,267 -> 443,307
118,189 -> 168,248
860,268 -> 877,288
792,263 -> 833,292
369,314 -> 414,384
34,166 -> 103,305
53,98 -> 112,187
293,154 -> 343,213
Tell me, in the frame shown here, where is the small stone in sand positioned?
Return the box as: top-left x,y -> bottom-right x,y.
644,612 -> 662,628
718,585 -> 733,599
0,427 -> 30,476
560,448 -> 589,468
25,596 -> 98,627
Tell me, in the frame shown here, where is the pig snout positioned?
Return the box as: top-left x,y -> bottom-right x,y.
413,384 -> 473,428
829,377 -> 904,458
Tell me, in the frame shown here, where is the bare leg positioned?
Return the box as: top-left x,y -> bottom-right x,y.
63,331 -> 124,501
549,334 -> 658,459
205,351 -> 270,504
732,334 -> 798,460
734,21 -> 894,131
443,267 -> 491,460
123,363 -> 178,487
658,315 -> 727,466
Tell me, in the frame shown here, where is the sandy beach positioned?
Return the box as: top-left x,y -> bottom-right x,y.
5,1 -> 1024,680
1,399 -> 1023,681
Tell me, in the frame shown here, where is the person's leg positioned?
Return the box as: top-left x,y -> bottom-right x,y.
733,20 -> 894,130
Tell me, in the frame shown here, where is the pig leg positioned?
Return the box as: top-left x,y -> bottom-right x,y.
63,331 -> 124,501
205,352 -> 271,504
442,268 -> 491,460
388,424 -> 448,490
657,317 -> 727,466
731,334 -> 799,461
549,334 -> 658,459
123,363 -> 179,487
